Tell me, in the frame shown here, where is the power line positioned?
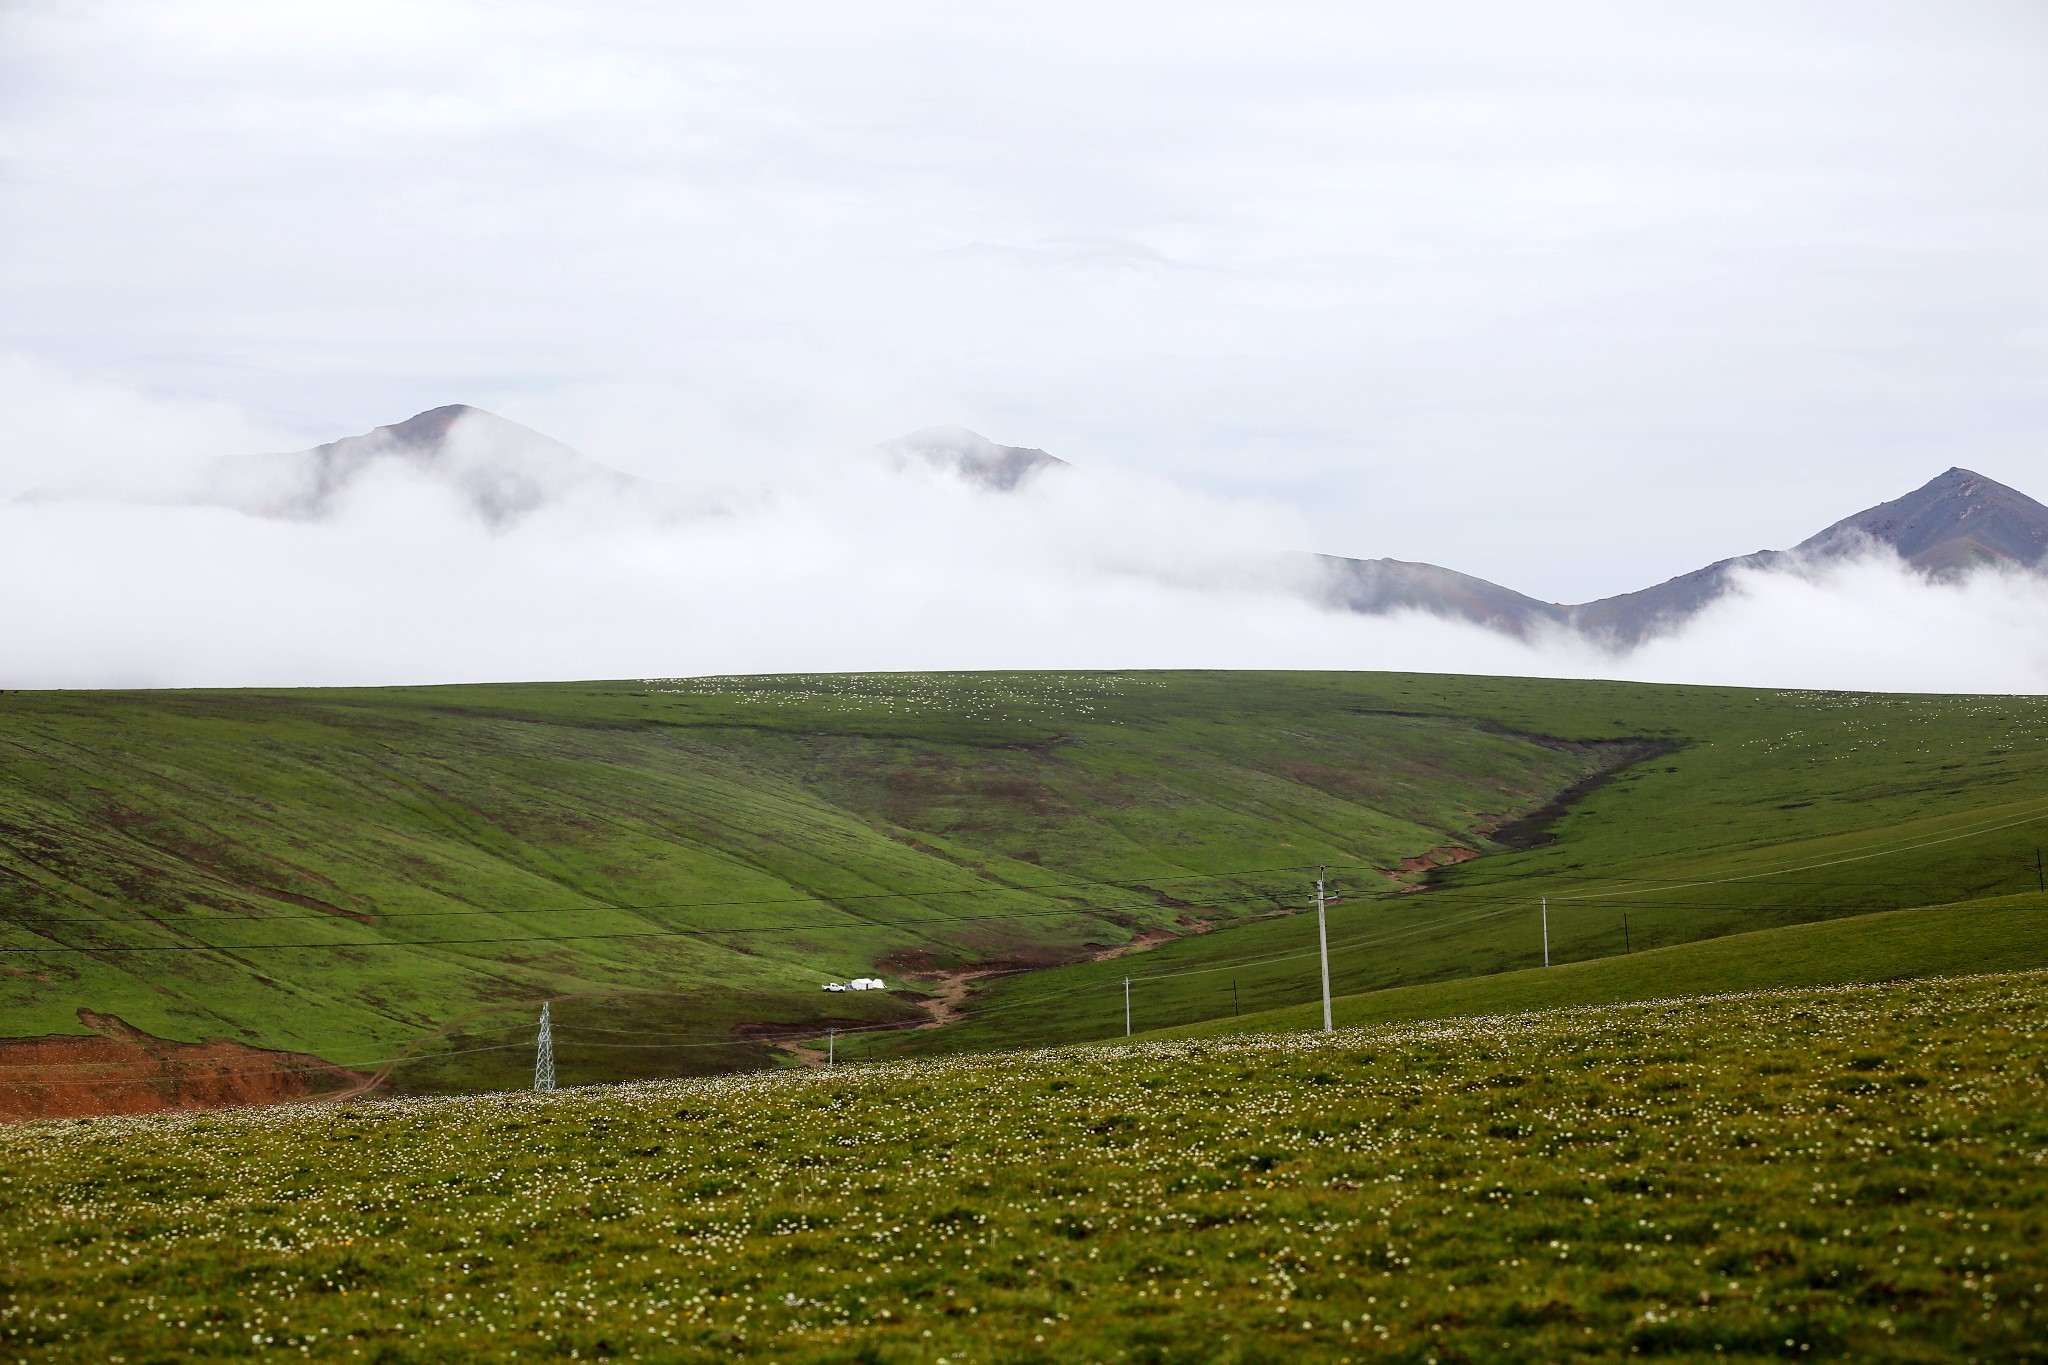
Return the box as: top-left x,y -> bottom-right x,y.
0,890 -> 1999,1084
0,896 -> 1329,956
1547,805 -> 2048,902
13,786 -> 2048,957
3,861 -> 1373,928
0,1038 -> 536,1083
19,789 -> 2046,949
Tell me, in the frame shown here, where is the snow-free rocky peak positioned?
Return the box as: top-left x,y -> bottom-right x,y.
1795,467 -> 2048,576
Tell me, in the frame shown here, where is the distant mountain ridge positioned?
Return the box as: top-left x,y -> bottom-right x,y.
1581,466 -> 2048,643
1315,556 -> 1565,638
1316,466 -> 2048,645
205,406 -> 2048,647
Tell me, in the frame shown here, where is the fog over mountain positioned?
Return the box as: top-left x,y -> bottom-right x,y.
201,405 -> 654,527
876,428 -> 1070,494
1319,466 -> 2048,645
4,372 -> 2046,694
130,398 -> 2048,649
7,1 -> 2046,611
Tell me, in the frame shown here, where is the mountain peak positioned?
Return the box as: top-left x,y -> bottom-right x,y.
877,426 -> 1070,492
207,404 -> 638,527
367,405 -> 539,456
1798,465 -> 2048,573
384,403 -> 479,436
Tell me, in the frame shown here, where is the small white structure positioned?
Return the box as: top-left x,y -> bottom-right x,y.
848,977 -> 886,991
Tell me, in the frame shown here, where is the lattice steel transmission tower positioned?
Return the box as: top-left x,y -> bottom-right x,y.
534,1001 -> 555,1092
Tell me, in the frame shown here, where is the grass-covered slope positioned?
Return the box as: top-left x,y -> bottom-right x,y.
859,682 -> 2048,1059
1141,894 -> 2048,1041
2,972 -> 2041,1362
0,673 -> 1621,1092
6,672 -> 2048,1097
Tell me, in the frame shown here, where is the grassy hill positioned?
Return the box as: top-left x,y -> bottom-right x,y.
4,671 -> 2047,1104
853,681 -> 2048,1061
0,672 -> 1633,1099
2,971 -> 2041,1361
1138,893 -> 2048,1041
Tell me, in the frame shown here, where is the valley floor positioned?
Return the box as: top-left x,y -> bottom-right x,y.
2,971 -> 2042,1362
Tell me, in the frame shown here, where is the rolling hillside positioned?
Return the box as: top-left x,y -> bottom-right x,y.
6,672 -> 2048,1113
852,677 -> 2048,1061
0,672 -> 1635,1109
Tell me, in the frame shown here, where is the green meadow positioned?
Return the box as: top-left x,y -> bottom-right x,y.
3,673 -> 2048,1095
849,681 -> 2048,1061
1141,895 -> 2048,1042
6,671 -> 2048,1361
0,672 -> 1609,1091
2,972 -> 2041,1362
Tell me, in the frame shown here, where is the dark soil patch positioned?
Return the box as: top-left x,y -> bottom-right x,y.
1490,740 -> 1681,850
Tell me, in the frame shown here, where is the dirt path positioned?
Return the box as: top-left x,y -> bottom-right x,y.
906,969 -> 1015,1026
902,913 -> 1220,1027
1090,911 -> 1220,961
1089,925 -> 1178,960
781,1040 -> 829,1067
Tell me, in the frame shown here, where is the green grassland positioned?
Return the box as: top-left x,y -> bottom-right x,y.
4,672 -> 2048,1095
0,673 -> 1631,1091
1141,894 -> 2048,1042
2,971 -> 2041,1362
850,682 -> 2048,1061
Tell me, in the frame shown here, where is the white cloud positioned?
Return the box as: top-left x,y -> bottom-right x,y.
3,1 -> 2045,601
1616,554 -> 2048,694
1,372 -> 2042,694
0,355 -> 295,501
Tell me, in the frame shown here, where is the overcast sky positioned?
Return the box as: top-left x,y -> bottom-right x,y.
4,0 -> 2047,605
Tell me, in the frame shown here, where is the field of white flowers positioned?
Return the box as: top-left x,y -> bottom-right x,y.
2,972 -> 2042,1362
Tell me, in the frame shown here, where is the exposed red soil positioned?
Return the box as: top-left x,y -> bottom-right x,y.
1401,844 -> 1481,874
1092,925 -> 1175,959
0,1012 -> 374,1123
1374,843 -> 1481,885
1088,911 -> 1216,961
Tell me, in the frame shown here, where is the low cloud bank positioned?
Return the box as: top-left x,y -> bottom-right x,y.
3,363 -> 2042,694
